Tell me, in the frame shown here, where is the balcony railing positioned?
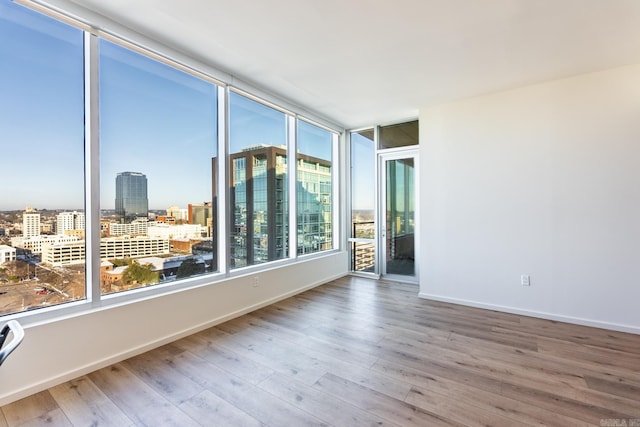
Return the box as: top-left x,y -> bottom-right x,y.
351,241 -> 375,272
351,220 -> 375,273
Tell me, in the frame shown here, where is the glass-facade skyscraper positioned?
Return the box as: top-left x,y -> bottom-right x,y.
229,145 -> 331,268
115,171 -> 148,223
230,145 -> 288,267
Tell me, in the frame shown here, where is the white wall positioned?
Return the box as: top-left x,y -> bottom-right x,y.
0,252 -> 348,405
420,64 -> 640,333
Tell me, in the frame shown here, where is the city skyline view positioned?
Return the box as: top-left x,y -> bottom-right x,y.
1,0 -> 336,318
1,1 -> 332,212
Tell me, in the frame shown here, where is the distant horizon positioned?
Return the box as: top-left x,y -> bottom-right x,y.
0,207 -> 190,214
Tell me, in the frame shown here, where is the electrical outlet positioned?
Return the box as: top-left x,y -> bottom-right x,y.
521,275 -> 530,286
252,276 -> 260,287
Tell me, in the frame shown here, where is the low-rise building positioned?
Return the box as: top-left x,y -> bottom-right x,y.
0,245 -> 16,264
41,240 -> 85,266
40,236 -> 170,267
147,223 -> 207,240
100,261 -> 127,289
11,234 -> 82,255
108,219 -> 148,237
100,236 -> 170,260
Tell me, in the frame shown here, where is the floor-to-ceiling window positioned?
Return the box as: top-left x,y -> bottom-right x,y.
0,0 -> 341,321
0,0 -> 85,315
297,120 -> 333,255
99,39 -> 218,294
349,129 -> 376,273
228,92 -> 288,268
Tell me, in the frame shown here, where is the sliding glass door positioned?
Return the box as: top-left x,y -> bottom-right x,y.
349,120 -> 418,282
380,150 -> 418,281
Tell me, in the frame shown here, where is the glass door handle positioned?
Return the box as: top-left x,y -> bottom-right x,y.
0,320 -> 25,366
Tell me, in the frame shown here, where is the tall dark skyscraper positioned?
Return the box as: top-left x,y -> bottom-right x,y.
115,172 -> 148,223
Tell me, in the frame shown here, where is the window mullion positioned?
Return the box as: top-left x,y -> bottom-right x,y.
332,132 -> 340,251
218,85 -> 229,275
84,31 -> 101,306
288,116 -> 297,259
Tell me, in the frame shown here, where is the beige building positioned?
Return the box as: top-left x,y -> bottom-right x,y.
40,236 -> 171,267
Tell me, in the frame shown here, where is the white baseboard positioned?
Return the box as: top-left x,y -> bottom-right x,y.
419,292 -> 640,335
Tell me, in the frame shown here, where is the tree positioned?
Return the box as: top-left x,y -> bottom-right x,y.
110,258 -> 129,267
176,258 -> 203,279
122,260 -> 158,286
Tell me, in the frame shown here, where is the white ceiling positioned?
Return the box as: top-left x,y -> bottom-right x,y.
58,0 -> 640,129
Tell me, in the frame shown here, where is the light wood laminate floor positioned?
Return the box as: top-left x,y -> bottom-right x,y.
2,276 -> 639,426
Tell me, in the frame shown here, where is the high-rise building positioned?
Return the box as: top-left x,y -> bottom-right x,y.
187,202 -> 215,239
22,207 -> 41,238
166,206 -> 188,222
296,155 -> 332,255
56,211 -> 85,235
229,145 -> 331,267
115,172 -> 148,223
230,145 -> 288,267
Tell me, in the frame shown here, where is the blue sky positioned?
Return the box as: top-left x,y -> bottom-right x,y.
0,0 -> 84,211
100,38 -> 218,210
350,132 -> 375,210
1,0 -> 334,212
